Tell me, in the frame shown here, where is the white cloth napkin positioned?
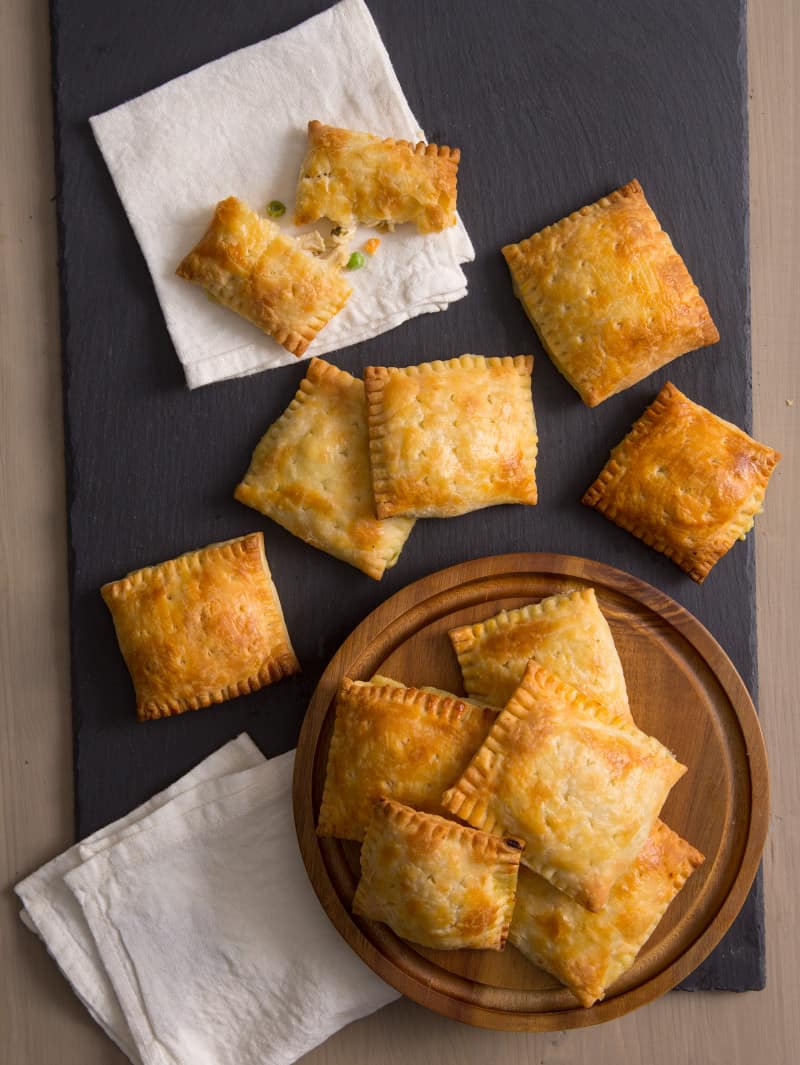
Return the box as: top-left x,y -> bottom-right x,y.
90,0 -> 474,388
16,738 -> 398,1065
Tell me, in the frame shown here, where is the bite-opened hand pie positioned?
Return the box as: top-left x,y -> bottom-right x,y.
449,586 -> 629,715
442,661 -> 686,911
101,533 -> 299,721
175,196 -> 351,357
502,179 -> 719,406
235,358 -> 414,579
365,355 -> 538,519
583,381 -> 781,582
317,677 -> 495,842
294,121 -> 460,233
353,798 -> 524,951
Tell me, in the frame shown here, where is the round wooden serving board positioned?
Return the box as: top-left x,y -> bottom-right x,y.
293,554 -> 769,1030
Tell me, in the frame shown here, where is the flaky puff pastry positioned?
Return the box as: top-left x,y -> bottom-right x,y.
175,196 -> 351,357
235,358 -> 414,579
294,121 -> 460,233
510,824 -> 704,1007
442,661 -> 686,911
317,677 -> 495,842
502,179 -> 719,407
366,355 -> 537,519
353,799 -> 524,950
101,533 -> 299,721
449,587 -> 629,715
583,381 -> 781,582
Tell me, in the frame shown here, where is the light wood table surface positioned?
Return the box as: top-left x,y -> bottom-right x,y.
1,3 -> 797,1062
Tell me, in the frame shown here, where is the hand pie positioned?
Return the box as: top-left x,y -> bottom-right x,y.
583,381 -> 781,582
294,121 -> 460,233
510,823 -> 704,1007
235,358 -> 414,579
449,587 -> 629,716
317,677 -> 495,841
175,196 -> 351,357
442,661 -> 686,911
353,798 -> 524,951
101,533 -> 299,721
502,179 -> 719,407
365,355 -> 538,519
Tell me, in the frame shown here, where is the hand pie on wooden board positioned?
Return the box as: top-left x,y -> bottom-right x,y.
353,798 -> 524,951
442,661 -> 686,911
449,586 -> 629,716
175,196 -> 352,357
502,179 -> 719,407
365,354 -> 538,519
100,533 -> 299,721
294,121 -> 460,234
235,358 -> 414,580
583,381 -> 781,582
316,677 -> 495,842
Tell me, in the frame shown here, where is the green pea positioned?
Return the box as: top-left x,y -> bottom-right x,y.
347,251 -> 366,270
266,200 -> 286,217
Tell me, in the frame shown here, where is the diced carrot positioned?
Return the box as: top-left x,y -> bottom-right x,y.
364,238 -> 381,256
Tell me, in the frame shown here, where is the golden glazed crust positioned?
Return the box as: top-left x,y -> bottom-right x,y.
582,381 -> 781,582
294,120 -> 460,234
234,359 -> 414,579
365,355 -> 538,519
353,798 -> 524,950
449,587 -> 629,715
502,180 -> 719,407
441,661 -> 686,911
100,533 -> 299,721
317,678 -> 495,842
175,196 -> 352,357
510,823 -> 704,1007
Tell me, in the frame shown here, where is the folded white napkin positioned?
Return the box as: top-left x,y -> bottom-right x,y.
16,738 -> 398,1065
90,0 -> 474,388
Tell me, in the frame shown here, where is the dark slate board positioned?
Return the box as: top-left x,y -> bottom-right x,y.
50,0 -> 762,992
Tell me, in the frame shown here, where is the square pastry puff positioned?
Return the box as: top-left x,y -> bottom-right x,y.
583,381 -> 781,582
353,799 -> 524,950
442,661 -> 686,911
449,587 -> 629,716
101,533 -> 299,721
175,197 -> 351,357
502,180 -> 719,406
365,355 -> 537,519
317,677 -> 495,841
235,359 -> 414,579
294,121 -> 460,233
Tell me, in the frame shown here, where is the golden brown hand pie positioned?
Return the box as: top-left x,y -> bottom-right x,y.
175,196 -> 351,357
317,677 -> 495,841
583,381 -> 781,582
294,121 -> 460,233
100,533 -> 299,721
442,661 -> 686,911
365,355 -> 538,519
502,179 -> 719,407
234,358 -> 414,580
353,798 -> 524,950
510,823 -> 704,1007
449,587 -> 629,715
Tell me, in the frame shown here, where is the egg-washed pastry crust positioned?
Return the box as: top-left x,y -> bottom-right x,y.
502,179 -> 719,407
449,586 -> 629,716
175,196 -> 352,357
316,677 -> 495,842
365,355 -> 537,519
582,381 -> 781,582
235,359 -> 414,580
442,661 -> 686,911
101,533 -> 299,721
353,798 -> 524,951
294,120 -> 460,234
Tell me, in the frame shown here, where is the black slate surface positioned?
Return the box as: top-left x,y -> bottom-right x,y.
50,0 -> 762,992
